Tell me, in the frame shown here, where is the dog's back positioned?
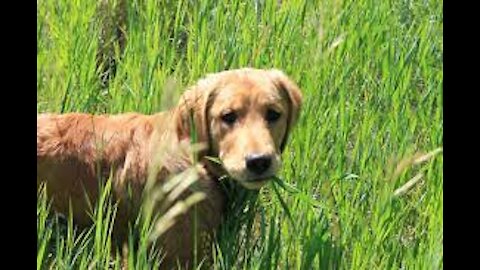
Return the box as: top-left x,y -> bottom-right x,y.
37,112 -> 157,225
36,112 -> 225,267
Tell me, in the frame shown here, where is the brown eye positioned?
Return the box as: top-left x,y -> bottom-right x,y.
221,112 -> 237,125
266,109 -> 281,124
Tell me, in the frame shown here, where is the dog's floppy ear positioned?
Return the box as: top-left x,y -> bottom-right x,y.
268,69 -> 303,152
174,76 -> 217,150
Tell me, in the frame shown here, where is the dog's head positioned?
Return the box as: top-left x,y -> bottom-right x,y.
175,68 -> 302,189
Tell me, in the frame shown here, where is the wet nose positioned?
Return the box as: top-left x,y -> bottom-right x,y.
246,154 -> 272,175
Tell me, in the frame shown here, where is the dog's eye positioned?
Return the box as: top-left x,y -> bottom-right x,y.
221,112 -> 237,125
265,109 -> 281,123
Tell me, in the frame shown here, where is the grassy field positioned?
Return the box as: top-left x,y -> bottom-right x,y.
37,0 -> 443,269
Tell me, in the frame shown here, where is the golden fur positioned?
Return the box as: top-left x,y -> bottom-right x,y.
37,68 -> 302,268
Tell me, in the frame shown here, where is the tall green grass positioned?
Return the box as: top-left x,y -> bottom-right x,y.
37,0 -> 443,269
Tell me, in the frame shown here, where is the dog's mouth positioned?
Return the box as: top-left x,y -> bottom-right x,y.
237,173 -> 275,189
246,173 -> 274,182
214,154 -> 280,189
239,179 -> 269,190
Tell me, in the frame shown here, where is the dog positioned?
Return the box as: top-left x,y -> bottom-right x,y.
37,68 -> 302,268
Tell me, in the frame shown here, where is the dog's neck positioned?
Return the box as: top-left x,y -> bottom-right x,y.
201,156 -> 227,181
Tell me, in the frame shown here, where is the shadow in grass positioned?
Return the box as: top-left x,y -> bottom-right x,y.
211,177 -> 346,270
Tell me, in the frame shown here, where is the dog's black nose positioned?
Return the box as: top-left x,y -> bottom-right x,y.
246,154 -> 272,175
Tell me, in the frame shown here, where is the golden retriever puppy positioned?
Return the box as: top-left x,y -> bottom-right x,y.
37,68 -> 302,268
